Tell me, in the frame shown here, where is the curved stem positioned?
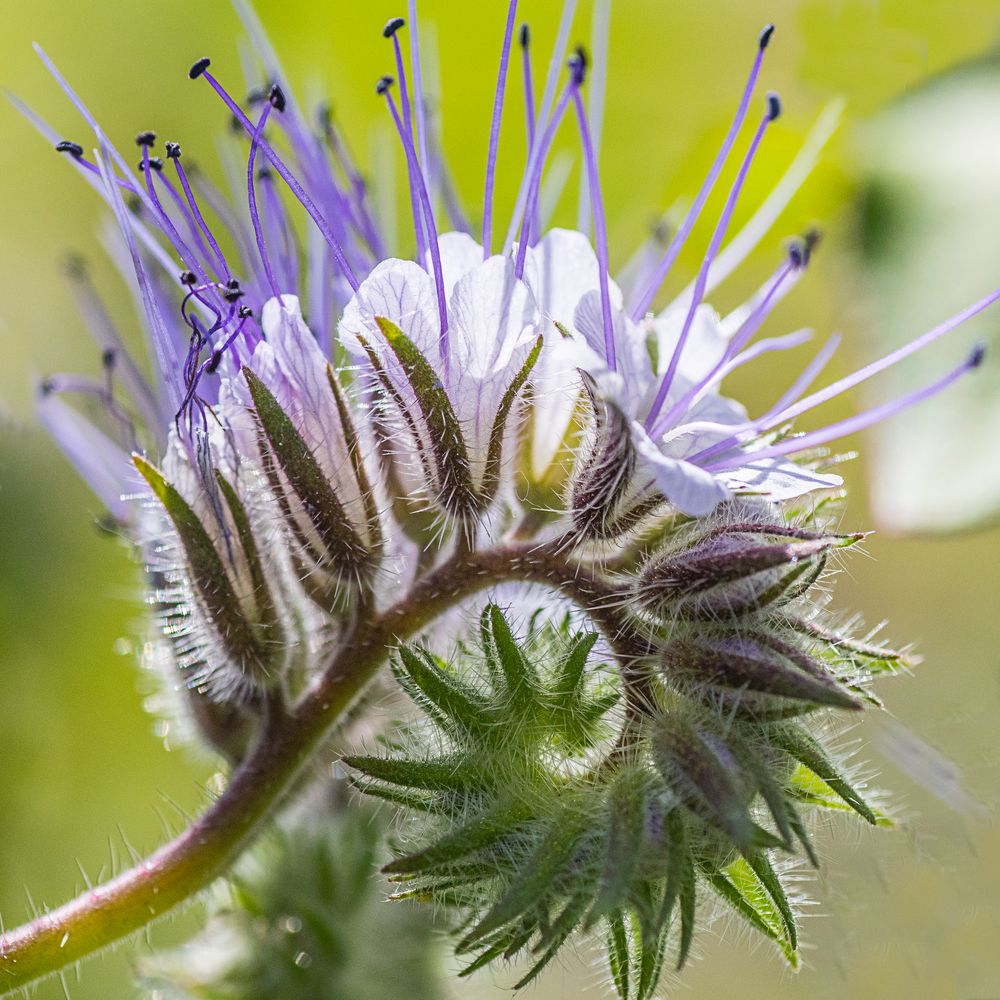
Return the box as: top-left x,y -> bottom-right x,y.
0,542 -> 632,994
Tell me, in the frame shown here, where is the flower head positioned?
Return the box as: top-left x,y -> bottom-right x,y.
11,1 -> 995,995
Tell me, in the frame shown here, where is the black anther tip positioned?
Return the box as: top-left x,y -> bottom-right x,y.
179,270 -> 197,286
223,288 -> 245,302
519,23 -> 530,48
759,24 -> 775,50
376,75 -> 394,96
135,130 -> 156,147
970,342 -> 987,369
226,278 -> 241,291
788,240 -> 805,269
569,45 -> 588,85
268,83 -> 286,112
101,347 -> 117,369
55,140 -> 84,159
206,350 -> 223,375
383,16 -> 405,38
140,156 -> 164,172
767,91 -> 781,121
189,57 -> 211,80
238,305 -> 254,318
165,141 -> 182,159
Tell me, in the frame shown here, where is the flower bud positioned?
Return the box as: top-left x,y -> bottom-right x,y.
664,631 -> 862,711
636,524 -> 864,621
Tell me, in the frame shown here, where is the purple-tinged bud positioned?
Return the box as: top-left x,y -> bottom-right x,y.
383,16 -> 405,38
664,632 -> 862,710
636,525 -> 863,621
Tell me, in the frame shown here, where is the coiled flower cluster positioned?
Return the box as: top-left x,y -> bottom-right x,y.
3,1 -> 992,996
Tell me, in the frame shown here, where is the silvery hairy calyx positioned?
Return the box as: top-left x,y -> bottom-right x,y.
4,1 -> 995,996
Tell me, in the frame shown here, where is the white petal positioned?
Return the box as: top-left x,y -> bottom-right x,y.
720,457 -> 843,501
632,421 -> 730,516
431,231 -> 484,300
651,303 -> 728,384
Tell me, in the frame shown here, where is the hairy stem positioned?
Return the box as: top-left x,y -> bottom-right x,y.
0,541 -> 632,993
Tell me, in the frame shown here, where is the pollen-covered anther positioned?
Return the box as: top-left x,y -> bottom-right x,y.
382,16 -> 405,38
165,141 -> 182,159
135,130 -> 157,147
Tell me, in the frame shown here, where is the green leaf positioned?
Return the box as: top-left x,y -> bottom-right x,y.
243,366 -> 369,575
373,315 -> 478,515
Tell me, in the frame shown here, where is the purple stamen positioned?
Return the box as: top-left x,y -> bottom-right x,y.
381,78 -> 449,354
629,24 -> 775,322
644,95 -> 780,434
247,100 -> 283,301
704,344 -> 987,473
654,252 -> 799,432
482,0 -> 519,259
569,56 -> 617,370
577,0 -> 609,236
138,140 -> 211,287
197,65 -> 359,291
503,0 -> 578,252
520,24 -> 536,148
385,18 -> 428,262
169,147 -> 232,280
514,76 -> 576,280
406,0 -> 431,194
261,168 -> 300,293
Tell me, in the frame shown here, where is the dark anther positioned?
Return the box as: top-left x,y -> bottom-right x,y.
101,347 -> 117,370
226,278 -> 241,291
803,227 -> 822,255
569,46 -> 588,86
767,92 -> 782,121
180,270 -> 198,286
257,165 -> 273,181
383,16 -> 405,38
165,141 -> 182,159
63,252 -> 87,277
39,377 -> 55,397
223,287 -> 245,302
788,240 -> 805,269
126,195 -> 143,216
376,75 -> 394,96
970,342 -> 987,369
229,114 -> 245,134
189,57 -> 211,80
55,140 -> 84,159
247,85 -> 269,104
268,83 -> 286,112
759,24 -> 775,49
138,156 -> 164,172
135,130 -> 157,147
238,305 -> 254,318
206,349 -> 224,374
519,23 -> 530,48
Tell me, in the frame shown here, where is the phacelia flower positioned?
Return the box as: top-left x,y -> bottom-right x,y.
8,1 -> 995,996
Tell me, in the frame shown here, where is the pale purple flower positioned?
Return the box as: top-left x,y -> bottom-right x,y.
17,1 -> 996,693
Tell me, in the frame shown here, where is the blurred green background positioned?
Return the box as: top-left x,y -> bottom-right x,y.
2,1 -> 1000,997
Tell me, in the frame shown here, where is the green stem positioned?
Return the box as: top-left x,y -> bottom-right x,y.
0,542 -> 630,994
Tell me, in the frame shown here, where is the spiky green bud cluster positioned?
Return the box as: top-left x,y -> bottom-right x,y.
348,580 -> 900,997
138,799 -> 445,1000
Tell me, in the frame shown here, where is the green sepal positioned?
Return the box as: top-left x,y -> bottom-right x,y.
586,769 -> 647,927
665,810 -> 696,972
743,850 -> 797,952
133,455 -> 267,679
483,603 -> 541,711
606,909 -> 631,1000
383,803 -> 530,876
512,889 -> 591,989
393,645 -> 494,741
373,315 -> 478,516
243,366 -> 370,576
458,814 -> 588,949
480,333 -> 543,505
343,754 -> 487,793
772,725 -> 878,825
554,631 -> 600,700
